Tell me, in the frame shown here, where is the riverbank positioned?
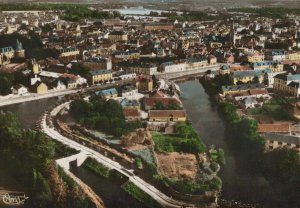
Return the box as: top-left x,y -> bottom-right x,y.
178,80 -> 270,207
197,78 -> 300,208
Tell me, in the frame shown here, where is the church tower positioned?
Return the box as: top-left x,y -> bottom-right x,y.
15,39 -> 25,58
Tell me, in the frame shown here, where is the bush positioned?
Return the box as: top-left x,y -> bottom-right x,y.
152,122 -> 205,154
122,182 -> 163,208
83,157 -> 111,178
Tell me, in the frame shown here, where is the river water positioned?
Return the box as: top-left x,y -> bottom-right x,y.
179,80 -> 281,207
0,81 -> 280,207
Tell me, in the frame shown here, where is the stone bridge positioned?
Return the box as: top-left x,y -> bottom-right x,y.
56,152 -> 90,170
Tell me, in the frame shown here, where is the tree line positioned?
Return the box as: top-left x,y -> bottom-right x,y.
69,95 -> 143,137
219,102 -> 300,207
0,111 -> 96,208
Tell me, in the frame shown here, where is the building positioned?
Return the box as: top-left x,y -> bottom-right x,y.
160,61 -> 186,73
185,57 -> 208,70
113,50 -> 140,60
257,124 -> 291,134
245,52 -> 264,63
286,51 -> 300,61
221,83 -> 266,96
120,98 -> 140,109
122,62 -> 157,75
250,61 -> 283,72
32,81 -> 48,94
135,78 -> 153,92
113,71 -> 136,80
0,46 -> 15,65
264,50 -> 286,61
207,55 -> 217,65
262,133 -> 300,153
231,69 -> 272,85
11,84 -> 28,95
144,23 -> 174,31
59,47 -> 80,58
89,69 -> 113,84
31,60 -> 41,74
273,73 -> 300,97
59,73 -> 87,89
123,108 -> 140,121
108,31 -> 128,42
148,110 -> 187,122
219,65 -> 230,75
14,39 -> 25,58
121,85 -> 138,97
96,88 -> 118,99
83,57 -> 112,70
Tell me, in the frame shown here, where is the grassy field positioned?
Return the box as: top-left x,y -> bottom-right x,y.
246,98 -> 295,121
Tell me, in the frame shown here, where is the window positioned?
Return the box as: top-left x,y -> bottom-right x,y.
278,141 -> 283,145
269,146 -> 273,149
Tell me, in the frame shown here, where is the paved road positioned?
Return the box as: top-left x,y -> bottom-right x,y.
41,102 -> 200,208
0,79 -> 132,107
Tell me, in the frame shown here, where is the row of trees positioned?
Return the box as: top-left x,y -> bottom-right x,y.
63,6 -> 120,22
69,96 -> 143,137
218,102 -> 300,207
152,101 -> 182,110
228,7 -> 300,19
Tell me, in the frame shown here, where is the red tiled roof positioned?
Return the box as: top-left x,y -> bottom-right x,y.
60,73 -> 78,81
144,97 -> 181,107
149,110 -> 186,118
257,124 -> 290,133
123,108 -> 139,117
249,89 -> 269,95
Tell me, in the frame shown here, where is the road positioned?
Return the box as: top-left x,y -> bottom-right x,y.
0,79 -> 132,107
0,65 -> 220,107
41,102 -> 202,208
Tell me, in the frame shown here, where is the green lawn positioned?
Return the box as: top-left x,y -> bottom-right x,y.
246,98 -> 294,121
152,122 -> 206,154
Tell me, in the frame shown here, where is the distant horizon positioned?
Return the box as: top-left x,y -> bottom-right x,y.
1,0 -> 300,10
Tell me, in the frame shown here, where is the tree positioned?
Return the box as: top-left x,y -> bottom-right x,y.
252,76 -> 259,84
69,63 -> 90,78
0,76 -> 12,95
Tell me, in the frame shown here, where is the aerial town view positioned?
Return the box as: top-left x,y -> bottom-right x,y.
0,1 -> 299,208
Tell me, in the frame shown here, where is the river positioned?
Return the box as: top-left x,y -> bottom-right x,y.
179,80 -> 281,207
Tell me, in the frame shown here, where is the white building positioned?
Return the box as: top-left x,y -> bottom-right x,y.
161,61 -> 186,73
11,84 -> 28,96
